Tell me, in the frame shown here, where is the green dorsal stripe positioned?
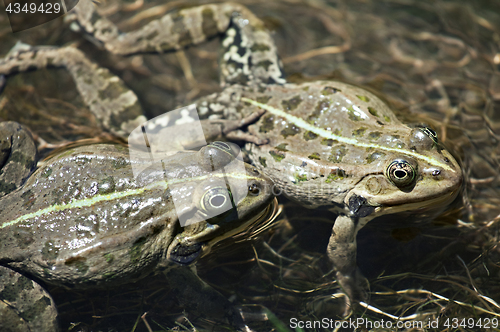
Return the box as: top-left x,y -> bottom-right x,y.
242,97 -> 453,171
1,172 -> 261,229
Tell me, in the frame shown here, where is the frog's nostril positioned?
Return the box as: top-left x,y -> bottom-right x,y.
432,169 -> 441,176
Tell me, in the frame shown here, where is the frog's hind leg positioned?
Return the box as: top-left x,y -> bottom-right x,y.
0,122 -> 37,198
67,1 -> 285,86
217,4 -> 286,86
0,43 -> 147,138
0,266 -> 59,331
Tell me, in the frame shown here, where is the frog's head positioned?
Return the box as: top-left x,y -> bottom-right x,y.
165,142 -> 275,265
345,125 -> 463,221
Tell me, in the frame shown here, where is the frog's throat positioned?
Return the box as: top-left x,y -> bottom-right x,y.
1,172 -> 264,229
242,97 -> 455,172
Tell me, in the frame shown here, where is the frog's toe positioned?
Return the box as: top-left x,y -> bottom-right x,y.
226,130 -> 268,145
0,266 -> 59,331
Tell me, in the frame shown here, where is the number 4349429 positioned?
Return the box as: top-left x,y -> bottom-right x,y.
5,2 -> 61,14
444,317 -> 498,329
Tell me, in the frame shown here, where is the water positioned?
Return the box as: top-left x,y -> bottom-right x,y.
1,0 -> 499,330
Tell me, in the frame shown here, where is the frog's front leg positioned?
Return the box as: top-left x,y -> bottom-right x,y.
327,215 -> 370,313
136,90 -> 269,148
199,109 -> 269,145
0,43 -> 146,138
68,0 -> 285,86
0,266 -> 59,331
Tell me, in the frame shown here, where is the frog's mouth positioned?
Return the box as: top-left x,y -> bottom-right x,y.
166,198 -> 279,265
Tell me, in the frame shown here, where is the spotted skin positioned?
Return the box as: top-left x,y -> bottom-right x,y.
0,0 -> 462,316
0,266 -> 58,332
0,141 -> 275,329
65,1 -> 285,86
0,45 -> 146,138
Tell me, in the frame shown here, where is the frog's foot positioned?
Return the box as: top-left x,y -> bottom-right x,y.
67,0 -> 285,86
335,268 -> 370,316
163,266 -> 245,329
0,122 -> 38,198
0,266 -> 58,331
0,43 -> 146,138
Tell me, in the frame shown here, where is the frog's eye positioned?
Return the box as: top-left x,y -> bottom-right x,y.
409,125 -> 438,150
200,186 -> 234,215
248,183 -> 261,196
210,141 -> 239,156
386,160 -> 417,189
419,126 -> 438,143
199,142 -> 241,171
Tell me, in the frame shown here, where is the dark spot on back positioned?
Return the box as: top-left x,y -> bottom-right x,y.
322,86 -> 340,95
269,150 -> 285,162
202,8 -> 219,36
352,127 -> 367,137
303,131 -> 318,140
308,152 -> 321,160
274,143 -> 289,152
42,241 -> 60,262
321,138 -> 338,146
368,107 -> 378,117
259,115 -> 274,133
281,96 -> 302,111
281,124 -> 301,138
0,274 -> 34,302
368,131 -> 382,140
172,14 -> 193,47
256,60 -> 273,70
328,145 -> 347,163
256,96 -> 272,104
250,43 -> 270,52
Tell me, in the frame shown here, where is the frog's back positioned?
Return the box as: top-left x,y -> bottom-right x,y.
243,81 -> 409,165
240,81 -> 461,210
0,144 -> 176,287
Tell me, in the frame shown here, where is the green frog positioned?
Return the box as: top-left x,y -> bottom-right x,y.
0,0 -> 463,314
0,121 -> 275,330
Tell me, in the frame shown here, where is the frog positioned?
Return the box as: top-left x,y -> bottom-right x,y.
0,119 -> 276,330
0,0 -> 463,314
